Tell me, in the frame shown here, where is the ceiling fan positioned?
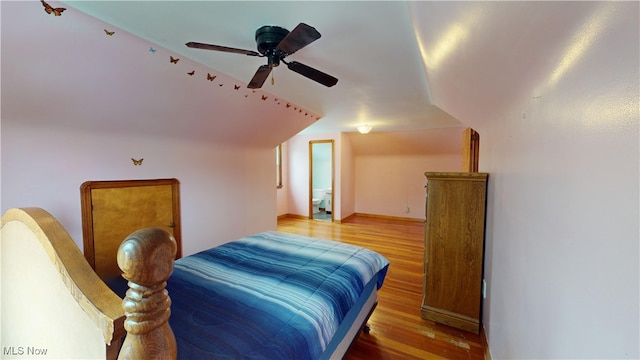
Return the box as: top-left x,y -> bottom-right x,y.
186,23 -> 338,89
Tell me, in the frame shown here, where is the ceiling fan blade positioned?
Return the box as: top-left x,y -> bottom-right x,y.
248,65 -> 272,89
186,42 -> 261,56
286,61 -> 338,87
276,23 -> 321,56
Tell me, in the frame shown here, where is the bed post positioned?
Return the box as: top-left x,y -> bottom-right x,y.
116,228 -> 178,360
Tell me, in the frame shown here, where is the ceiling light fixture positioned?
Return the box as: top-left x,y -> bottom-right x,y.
357,124 -> 372,134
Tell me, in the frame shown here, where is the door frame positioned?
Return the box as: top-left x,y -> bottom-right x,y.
308,140 -> 334,221
462,127 -> 480,172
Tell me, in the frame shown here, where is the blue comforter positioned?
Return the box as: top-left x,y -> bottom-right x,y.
166,231 -> 389,359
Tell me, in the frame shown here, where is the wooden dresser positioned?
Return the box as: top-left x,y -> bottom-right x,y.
421,172 -> 488,334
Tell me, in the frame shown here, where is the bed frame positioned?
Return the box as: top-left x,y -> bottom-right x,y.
1,207 -> 374,359
1,208 -> 125,359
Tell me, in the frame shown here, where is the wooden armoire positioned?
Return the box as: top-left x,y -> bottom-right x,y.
421,172 -> 488,334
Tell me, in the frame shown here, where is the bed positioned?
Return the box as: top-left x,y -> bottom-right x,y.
1,207 -> 389,359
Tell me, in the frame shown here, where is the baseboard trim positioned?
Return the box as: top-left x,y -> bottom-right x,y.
481,326 -> 491,360
421,305 -> 479,334
280,213 -> 309,220
279,213 -> 423,223
335,213 -> 356,223
354,213 -> 424,223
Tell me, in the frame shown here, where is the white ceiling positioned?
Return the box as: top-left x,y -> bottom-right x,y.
57,0 -> 463,135
3,1 -> 620,151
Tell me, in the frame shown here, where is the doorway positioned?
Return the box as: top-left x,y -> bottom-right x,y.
309,140 -> 334,221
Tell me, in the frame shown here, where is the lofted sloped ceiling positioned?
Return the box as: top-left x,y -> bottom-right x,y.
1,1 -> 322,147
53,0 -> 463,135
3,1 -> 623,149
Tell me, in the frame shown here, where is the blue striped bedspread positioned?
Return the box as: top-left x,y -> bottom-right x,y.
166,231 -> 389,359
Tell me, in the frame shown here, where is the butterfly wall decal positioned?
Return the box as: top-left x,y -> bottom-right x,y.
147,46 -> 317,120
41,0 -> 65,16
104,29 -> 115,36
131,158 -> 143,166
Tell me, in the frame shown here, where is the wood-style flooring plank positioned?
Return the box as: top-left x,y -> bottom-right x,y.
277,215 -> 485,360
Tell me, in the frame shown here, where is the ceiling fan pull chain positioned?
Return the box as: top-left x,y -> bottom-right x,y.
271,71 -> 275,85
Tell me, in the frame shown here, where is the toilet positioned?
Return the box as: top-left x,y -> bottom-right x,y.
312,189 -> 327,214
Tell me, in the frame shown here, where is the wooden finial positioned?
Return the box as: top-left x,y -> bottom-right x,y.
116,228 -> 177,360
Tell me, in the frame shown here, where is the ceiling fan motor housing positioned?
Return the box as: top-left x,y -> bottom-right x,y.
255,25 -> 290,66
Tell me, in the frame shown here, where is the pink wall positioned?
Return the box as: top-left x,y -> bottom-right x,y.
1,1 -> 317,257
276,143 -> 289,217
480,78 -> 639,357
280,128 -> 463,221
349,127 -> 464,220
338,133 -> 356,218
1,123 -> 277,257
355,154 -> 461,219
418,2 -> 639,357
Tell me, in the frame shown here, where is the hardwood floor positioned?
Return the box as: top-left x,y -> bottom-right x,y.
277,215 -> 486,360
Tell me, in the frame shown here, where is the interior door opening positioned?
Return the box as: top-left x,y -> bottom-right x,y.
309,140 -> 334,222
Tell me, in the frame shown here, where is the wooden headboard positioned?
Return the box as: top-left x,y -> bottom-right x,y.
80,178 -> 182,283
1,207 -> 125,359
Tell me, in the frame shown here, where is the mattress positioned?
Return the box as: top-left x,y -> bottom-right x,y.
166,231 -> 389,359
